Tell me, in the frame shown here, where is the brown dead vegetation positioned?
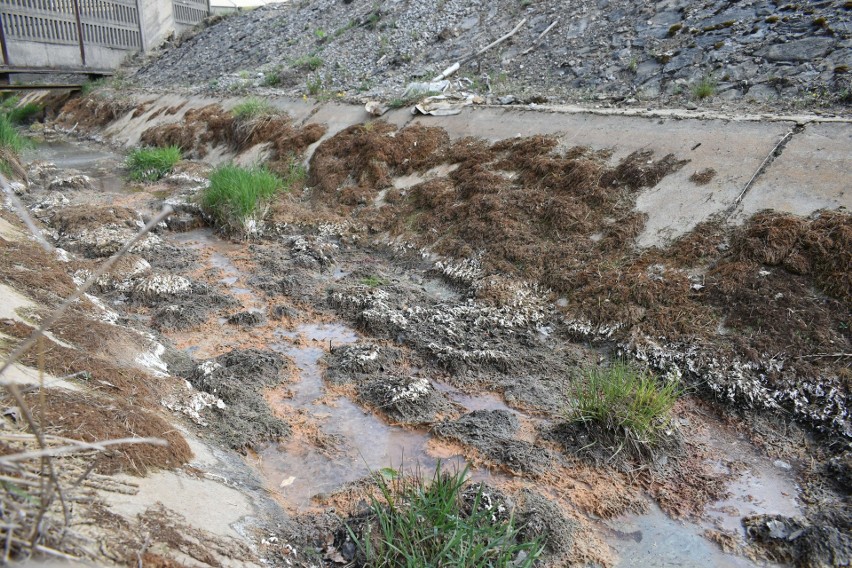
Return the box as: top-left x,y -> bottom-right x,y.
308,124 -> 850,390
0,318 -> 166,404
731,210 -> 851,304
690,168 -> 717,185
2,387 -> 191,475
0,237 -> 78,307
137,103 -> 326,163
140,104 -> 235,159
49,204 -> 140,233
54,93 -> 135,130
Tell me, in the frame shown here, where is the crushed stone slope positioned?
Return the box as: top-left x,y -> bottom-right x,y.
134,0 -> 852,113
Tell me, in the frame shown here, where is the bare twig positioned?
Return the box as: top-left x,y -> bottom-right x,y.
0,174 -> 53,253
3,383 -> 70,546
0,437 -> 168,464
467,18 -> 527,63
0,206 -> 173,382
521,19 -> 559,55
794,352 -> 851,360
432,19 -> 527,81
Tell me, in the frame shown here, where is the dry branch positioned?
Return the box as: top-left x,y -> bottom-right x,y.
522,19 -> 559,55
432,18 -> 527,81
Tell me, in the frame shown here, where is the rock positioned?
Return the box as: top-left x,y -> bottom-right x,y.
48,174 -> 92,192
758,37 -> 836,63
227,310 -> 266,326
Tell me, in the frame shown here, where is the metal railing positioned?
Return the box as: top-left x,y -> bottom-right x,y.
0,0 -> 209,69
172,0 -> 207,26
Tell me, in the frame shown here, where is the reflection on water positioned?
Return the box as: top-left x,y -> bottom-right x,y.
262,323 -> 465,508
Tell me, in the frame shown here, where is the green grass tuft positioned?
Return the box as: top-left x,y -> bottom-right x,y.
0,115 -> 31,155
0,96 -> 42,125
691,76 -> 717,100
570,362 -> 679,458
293,55 -> 324,71
231,97 -> 276,121
0,113 -> 33,178
348,463 -> 542,567
126,146 -> 182,182
6,103 -> 42,125
201,164 -> 285,234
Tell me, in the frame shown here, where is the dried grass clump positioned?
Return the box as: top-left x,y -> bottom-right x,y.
0,238 -> 78,306
600,150 -> 689,191
689,168 -> 717,185
16,389 -> 191,475
733,211 -> 851,303
140,104 -> 235,159
0,318 -> 165,404
49,204 -> 139,234
140,103 -> 325,165
309,122 -> 450,203
235,114 -> 326,159
54,93 -> 135,130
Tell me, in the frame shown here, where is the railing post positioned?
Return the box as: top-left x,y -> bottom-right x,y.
71,0 -> 86,66
135,0 -> 146,52
0,9 -> 9,66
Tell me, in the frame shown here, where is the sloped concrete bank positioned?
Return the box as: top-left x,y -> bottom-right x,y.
38,89 -> 851,247
9,89 -> 851,567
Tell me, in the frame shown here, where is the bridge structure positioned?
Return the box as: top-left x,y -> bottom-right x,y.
0,0 -> 209,83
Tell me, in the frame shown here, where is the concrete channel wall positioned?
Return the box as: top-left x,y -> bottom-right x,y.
0,0 -> 209,72
43,90 -> 852,247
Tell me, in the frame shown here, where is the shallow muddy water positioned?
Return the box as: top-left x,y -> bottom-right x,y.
261,322 -> 468,508
27,137 -> 805,567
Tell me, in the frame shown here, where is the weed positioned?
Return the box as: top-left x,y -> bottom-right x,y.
279,157 -> 307,187
293,54 -> 324,71
366,11 -> 381,29
306,74 -> 324,96
80,77 -> 108,95
333,19 -> 357,38
1,97 -> 41,125
628,57 -> 638,73
691,75 -> 717,99
570,362 -> 679,458
388,91 -> 440,108
0,114 -> 31,177
201,164 -> 284,234
361,275 -> 385,287
231,97 -> 276,121
262,67 -> 283,86
348,463 -> 543,567
314,27 -> 327,40
125,145 -> 182,182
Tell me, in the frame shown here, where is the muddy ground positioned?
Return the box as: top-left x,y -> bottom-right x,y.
0,92 -> 849,567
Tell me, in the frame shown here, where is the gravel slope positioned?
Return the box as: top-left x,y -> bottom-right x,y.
132,0 -> 852,114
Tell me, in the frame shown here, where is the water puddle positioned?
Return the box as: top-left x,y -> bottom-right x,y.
606,503 -> 760,568
171,228 -> 263,309
25,139 -> 125,193
261,322 -> 465,508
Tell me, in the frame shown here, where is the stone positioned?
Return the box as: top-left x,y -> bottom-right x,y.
758,37 -> 836,63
